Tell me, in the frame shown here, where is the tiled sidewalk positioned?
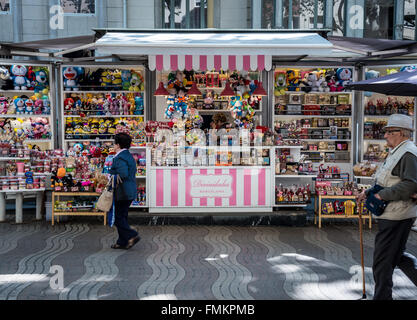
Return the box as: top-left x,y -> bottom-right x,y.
0,221 -> 416,300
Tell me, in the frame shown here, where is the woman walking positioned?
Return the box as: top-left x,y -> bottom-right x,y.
110,132 -> 140,250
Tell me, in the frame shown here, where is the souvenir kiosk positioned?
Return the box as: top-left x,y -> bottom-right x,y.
94,31 -> 334,214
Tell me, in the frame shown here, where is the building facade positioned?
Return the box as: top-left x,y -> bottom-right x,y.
0,0 -> 416,43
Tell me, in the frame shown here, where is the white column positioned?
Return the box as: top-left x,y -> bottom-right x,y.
0,193 -> 6,222
36,192 -> 43,220
15,193 -> 23,224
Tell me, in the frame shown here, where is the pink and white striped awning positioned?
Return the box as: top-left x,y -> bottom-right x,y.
148,54 -> 272,71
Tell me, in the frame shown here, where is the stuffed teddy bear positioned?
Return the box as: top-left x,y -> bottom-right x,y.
0,66 -> 14,90
11,65 -> 30,90
364,70 -> 380,97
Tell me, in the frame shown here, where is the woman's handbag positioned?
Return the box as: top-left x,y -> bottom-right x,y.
96,175 -> 115,213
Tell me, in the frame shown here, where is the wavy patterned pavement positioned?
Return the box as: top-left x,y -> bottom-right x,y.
0,222 -> 416,300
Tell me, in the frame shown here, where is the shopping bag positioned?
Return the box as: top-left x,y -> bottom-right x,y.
96,176 -> 114,213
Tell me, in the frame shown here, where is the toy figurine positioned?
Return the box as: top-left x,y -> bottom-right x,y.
11,65 -> 30,90
335,68 -> 352,91
63,67 -> 81,91
0,66 -> 14,90
34,69 -> 49,93
24,98 -> 34,114
64,97 -> 74,115
100,69 -> 112,89
14,97 -> 25,114
0,97 -> 8,114
121,70 -> 132,91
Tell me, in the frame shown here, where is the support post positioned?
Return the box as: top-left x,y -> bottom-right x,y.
0,193 -> 5,222
15,193 -> 23,224
36,192 -> 43,220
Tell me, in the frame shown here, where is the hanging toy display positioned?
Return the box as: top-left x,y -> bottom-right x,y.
229,95 -> 255,129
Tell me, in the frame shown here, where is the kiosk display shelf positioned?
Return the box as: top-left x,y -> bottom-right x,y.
60,64 -> 146,152
272,66 -> 355,176
359,65 -> 416,165
0,61 -> 55,151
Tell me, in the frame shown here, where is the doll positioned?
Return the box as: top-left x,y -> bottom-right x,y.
63,67 -> 81,91
11,65 -> 30,90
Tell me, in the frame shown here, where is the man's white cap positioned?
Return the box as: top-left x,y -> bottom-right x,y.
383,114 -> 414,132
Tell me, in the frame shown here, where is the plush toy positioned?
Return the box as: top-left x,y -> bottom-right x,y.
11,65 -> 30,90
134,95 -> 144,115
26,66 -> 36,90
0,97 -> 8,114
364,70 -> 380,97
129,71 -> 144,91
317,70 -> 328,92
24,98 -> 34,114
64,97 -> 74,115
111,69 -> 122,90
34,69 -> 49,93
164,95 -> 176,119
0,66 -> 14,90
33,99 -> 43,115
84,68 -> 103,90
336,68 -> 352,91
63,67 -> 81,91
274,71 -> 287,96
73,142 -> 84,154
325,70 -> 337,92
22,119 -> 32,138
42,95 -> 50,114
14,97 -> 25,114
286,69 -> 300,91
100,69 -> 112,89
121,70 -> 132,91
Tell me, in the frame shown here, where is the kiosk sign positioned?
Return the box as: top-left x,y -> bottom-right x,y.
190,174 -> 233,198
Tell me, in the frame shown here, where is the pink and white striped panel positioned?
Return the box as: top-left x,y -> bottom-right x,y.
148,54 -> 271,71
151,168 -> 271,208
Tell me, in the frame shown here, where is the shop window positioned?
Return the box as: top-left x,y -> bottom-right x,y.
262,0 -> 274,29
364,0 -> 394,39
282,0 -> 324,29
332,0 -> 344,36
403,0 -> 416,40
60,0 -> 95,14
0,0 -> 10,13
163,0 -> 207,29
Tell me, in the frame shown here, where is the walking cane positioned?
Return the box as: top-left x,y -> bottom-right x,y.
358,201 -> 367,300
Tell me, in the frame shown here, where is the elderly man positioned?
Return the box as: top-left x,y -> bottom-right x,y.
357,114 -> 417,300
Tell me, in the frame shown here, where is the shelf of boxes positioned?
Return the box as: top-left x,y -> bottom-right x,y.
0,62 -> 55,151
272,67 -> 355,178
360,66 -> 417,165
